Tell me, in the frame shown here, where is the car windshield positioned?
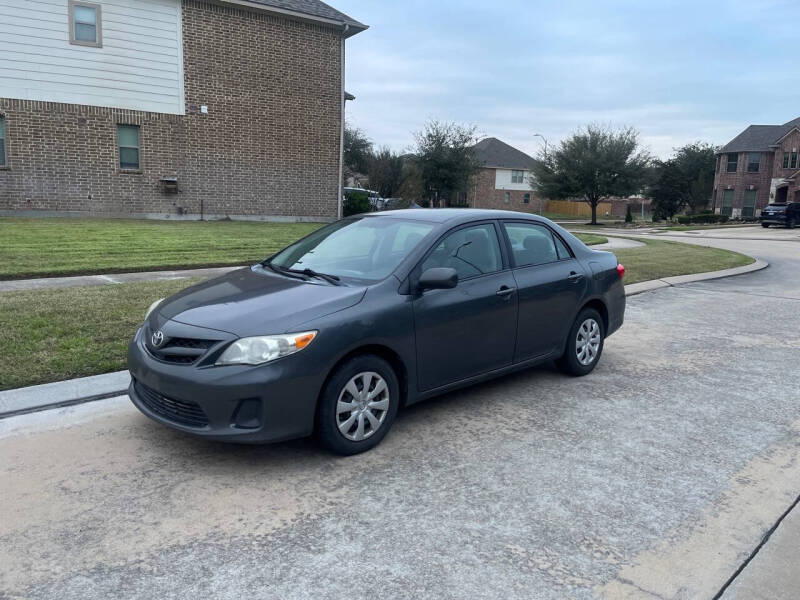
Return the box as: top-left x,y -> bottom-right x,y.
268,216 -> 434,282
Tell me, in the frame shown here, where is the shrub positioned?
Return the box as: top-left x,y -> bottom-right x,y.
343,189 -> 372,216
676,213 -> 729,225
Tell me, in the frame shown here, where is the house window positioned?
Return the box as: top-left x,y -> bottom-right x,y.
0,116 -> 5,167
783,152 -> 790,169
726,154 -> 738,172
716,156 -> 720,172
792,152 -> 798,169
746,152 -> 760,172
511,170 -> 525,184
523,193 -> 530,204
721,189 -> 734,216
117,124 -> 140,170
504,192 -> 510,204
742,190 -> 756,218
70,1 -> 102,47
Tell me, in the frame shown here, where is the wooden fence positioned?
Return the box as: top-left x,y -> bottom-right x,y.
546,199 -> 613,218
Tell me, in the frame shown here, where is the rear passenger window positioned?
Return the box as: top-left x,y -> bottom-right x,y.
504,222 -> 559,267
553,234 -> 572,260
421,224 -> 503,279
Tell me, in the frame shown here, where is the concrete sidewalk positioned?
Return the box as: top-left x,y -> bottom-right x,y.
721,497 -> 800,599
0,265 -> 243,293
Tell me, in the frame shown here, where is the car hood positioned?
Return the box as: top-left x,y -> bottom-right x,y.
152,266 -> 367,337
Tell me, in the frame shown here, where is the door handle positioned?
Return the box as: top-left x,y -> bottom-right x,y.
567,271 -> 584,282
496,286 -> 516,297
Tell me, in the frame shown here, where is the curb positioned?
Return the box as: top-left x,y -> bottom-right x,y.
0,371 -> 130,419
624,258 -> 768,297
0,256 -> 768,419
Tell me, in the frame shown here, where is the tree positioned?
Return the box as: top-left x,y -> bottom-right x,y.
396,157 -> 424,206
650,159 -> 686,220
530,125 -> 651,224
343,123 -> 373,182
651,143 -> 717,219
368,147 -> 405,198
413,120 -> 481,207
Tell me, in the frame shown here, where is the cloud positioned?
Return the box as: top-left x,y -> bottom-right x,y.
337,0 -> 800,159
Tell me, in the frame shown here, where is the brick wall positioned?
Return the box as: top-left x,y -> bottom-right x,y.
468,168 -> 539,212
770,130 -> 800,203
0,0 -> 342,221
713,150 -> 775,215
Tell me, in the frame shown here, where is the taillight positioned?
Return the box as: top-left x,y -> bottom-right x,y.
616,264 -> 626,278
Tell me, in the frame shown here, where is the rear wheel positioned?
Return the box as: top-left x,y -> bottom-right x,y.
788,218 -> 796,229
316,354 -> 400,455
761,223 -> 770,228
556,308 -> 605,376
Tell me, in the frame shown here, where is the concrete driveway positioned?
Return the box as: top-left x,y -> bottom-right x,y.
1,228 -> 798,599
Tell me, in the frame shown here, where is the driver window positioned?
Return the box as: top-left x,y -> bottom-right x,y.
421,224 -> 502,279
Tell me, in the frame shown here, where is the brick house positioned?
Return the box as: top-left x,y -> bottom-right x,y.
467,137 -> 539,212
0,0 -> 365,221
713,116 -> 800,218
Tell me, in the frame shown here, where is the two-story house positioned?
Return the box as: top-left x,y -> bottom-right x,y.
0,0 -> 366,221
713,116 -> 800,218
468,137 -> 538,211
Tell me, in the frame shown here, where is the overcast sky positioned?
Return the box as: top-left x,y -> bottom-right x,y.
336,0 -> 800,159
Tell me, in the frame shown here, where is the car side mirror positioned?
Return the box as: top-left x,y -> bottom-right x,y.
418,267 -> 458,291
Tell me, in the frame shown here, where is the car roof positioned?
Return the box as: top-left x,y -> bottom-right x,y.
362,208 -> 548,225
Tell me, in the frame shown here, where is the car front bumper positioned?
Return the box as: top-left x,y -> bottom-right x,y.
760,216 -> 786,225
127,325 -> 327,443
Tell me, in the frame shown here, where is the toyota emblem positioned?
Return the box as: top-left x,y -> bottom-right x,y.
151,330 -> 164,347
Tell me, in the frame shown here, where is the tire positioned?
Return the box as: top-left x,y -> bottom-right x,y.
761,223 -> 770,228
316,354 -> 400,455
788,219 -> 796,229
556,308 -> 605,376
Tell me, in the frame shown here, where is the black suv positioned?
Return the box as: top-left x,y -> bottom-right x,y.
760,202 -> 800,228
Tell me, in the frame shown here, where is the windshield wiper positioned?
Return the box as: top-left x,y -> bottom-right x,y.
294,268 -> 342,286
263,262 -> 308,281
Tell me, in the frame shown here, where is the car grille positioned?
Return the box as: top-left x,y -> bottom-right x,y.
146,335 -> 218,365
134,380 -> 209,428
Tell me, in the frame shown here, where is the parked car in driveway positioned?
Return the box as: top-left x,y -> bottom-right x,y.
128,209 -> 626,454
760,202 -> 800,228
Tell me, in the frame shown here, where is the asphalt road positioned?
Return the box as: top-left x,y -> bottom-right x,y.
1,227 -> 798,600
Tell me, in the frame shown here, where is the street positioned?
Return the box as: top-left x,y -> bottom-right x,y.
1,227 -> 798,599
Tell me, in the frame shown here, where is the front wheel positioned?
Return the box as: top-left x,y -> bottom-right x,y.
788,218 -> 796,229
556,308 -> 605,376
316,354 -> 400,455
761,223 -> 770,228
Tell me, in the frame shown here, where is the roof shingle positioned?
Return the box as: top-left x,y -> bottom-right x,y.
473,137 -> 535,170
719,117 -> 800,153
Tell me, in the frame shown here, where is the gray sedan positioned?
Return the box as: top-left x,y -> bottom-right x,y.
127,209 -> 626,454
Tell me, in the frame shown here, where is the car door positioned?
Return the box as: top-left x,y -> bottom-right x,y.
412,222 -> 518,392
502,221 -> 588,362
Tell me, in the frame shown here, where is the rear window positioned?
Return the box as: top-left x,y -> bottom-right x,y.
766,204 -> 787,211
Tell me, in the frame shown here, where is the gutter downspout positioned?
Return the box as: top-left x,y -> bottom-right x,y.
337,23 -> 349,220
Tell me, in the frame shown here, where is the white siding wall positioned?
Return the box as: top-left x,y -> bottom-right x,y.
0,0 -> 184,114
494,168 -> 531,191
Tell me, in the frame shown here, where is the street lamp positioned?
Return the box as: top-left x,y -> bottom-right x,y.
533,133 -> 549,156
533,133 -> 549,215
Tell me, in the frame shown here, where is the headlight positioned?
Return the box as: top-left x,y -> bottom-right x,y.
216,331 -> 318,366
144,298 -> 165,321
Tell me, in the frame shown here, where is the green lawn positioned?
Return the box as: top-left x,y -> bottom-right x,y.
0,278 -> 202,390
573,233 -> 608,246
613,238 -> 754,284
0,218 -> 322,279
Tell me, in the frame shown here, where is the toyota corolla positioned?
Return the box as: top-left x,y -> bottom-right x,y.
128,209 -> 626,454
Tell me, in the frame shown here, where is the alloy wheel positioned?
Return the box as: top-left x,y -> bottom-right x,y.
576,318 -> 601,366
336,371 -> 390,441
